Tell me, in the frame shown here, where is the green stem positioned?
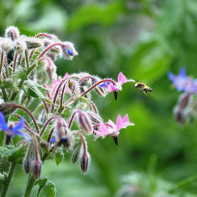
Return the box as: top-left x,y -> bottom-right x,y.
23,174 -> 35,197
25,50 -> 30,70
23,146 -> 56,197
1,162 -> 17,197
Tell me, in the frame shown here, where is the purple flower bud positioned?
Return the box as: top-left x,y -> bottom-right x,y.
23,158 -> 31,174
80,152 -> 90,173
5,26 -> 20,41
173,93 -> 193,124
88,112 -> 103,126
71,142 -> 82,164
78,111 -> 93,135
32,159 -> 42,179
61,41 -> 78,60
56,119 -> 74,151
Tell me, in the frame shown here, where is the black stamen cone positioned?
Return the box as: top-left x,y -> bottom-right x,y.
113,136 -> 118,145
114,91 -> 118,100
5,135 -> 11,145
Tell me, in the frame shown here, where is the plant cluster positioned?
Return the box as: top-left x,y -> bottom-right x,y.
0,26 -> 145,196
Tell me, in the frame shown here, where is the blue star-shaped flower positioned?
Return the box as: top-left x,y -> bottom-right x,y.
0,112 -> 29,140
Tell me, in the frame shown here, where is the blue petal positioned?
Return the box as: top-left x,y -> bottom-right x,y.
50,137 -> 56,144
12,117 -> 25,132
66,48 -> 73,56
15,131 -> 31,141
178,68 -> 187,78
168,72 -> 175,82
0,112 -> 9,131
99,84 -> 108,88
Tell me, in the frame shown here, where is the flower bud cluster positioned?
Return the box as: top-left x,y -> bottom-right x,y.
0,26 -> 139,186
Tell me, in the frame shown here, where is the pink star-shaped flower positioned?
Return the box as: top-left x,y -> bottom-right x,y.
94,114 -> 134,140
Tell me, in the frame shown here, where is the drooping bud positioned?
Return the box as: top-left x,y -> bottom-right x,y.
0,103 -> 16,115
91,76 -> 108,97
71,141 -> 82,164
80,152 -> 90,174
25,37 -> 43,49
41,57 -> 57,81
23,157 -> 31,174
87,112 -> 103,130
32,159 -> 42,179
0,38 -> 13,51
5,26 -> 20,41
78,111 -> 93,135
56,118 -> 74,151
173,93 -> 193,124
14,38 -> 27,54
68,79 -> 81,98
61,41 -> 78,60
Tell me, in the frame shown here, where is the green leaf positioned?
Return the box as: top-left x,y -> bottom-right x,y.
0,145 -> 26,162
13,66 -> 28,84
67,2 -> 123,32
36,178 -> 56,197
55,148 -> 64,166
23,80 -> 52,103
0,79 -> 19,91
36,177 -> 48,188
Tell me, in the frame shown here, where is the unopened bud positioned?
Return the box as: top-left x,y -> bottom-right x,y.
88,112 -> 102,125
61,41 -> 78,60
25,37 -> 43,49
32,159 -> 42,179
71,142 -> 82,163
78,111 -> 93,135
80,152 -> 90,173
14,38 -> 27,54
23,158 -> 31,174
174,93 -> 193,124
69,80 -> 81,97
92,76 -> 108,97
0,38 -> 12,51
5,26 -> 20,41
0,103 -> 16,115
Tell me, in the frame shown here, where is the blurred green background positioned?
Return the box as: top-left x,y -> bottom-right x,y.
1,0 -> 197,196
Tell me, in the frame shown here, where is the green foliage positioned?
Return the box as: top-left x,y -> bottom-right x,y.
23,80 -> 52,103
36,178 -> 56,197
55,148 -> 64,166
0,145 -> 26,162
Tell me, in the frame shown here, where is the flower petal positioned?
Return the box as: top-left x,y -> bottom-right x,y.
116,114 -> 123,130
12,117 -> 25,132
0,112 -> 9,131
15,131 -> 31,141
118,72 -> 127,85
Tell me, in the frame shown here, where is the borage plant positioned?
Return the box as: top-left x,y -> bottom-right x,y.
0,26 -> 148,197
168,68 -> 197,124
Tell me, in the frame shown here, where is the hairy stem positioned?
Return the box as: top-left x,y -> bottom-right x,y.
80,79 -> 116,97
23,174 -> 35,197
1,162 -> 17,197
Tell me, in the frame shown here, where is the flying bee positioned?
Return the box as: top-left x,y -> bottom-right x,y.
135,82 -> 152,95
